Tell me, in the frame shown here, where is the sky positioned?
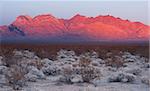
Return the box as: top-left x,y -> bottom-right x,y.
0,0 -> 149,25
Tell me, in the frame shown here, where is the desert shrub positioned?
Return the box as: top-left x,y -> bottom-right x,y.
5,55 -> 23,67
42,66 -> 61,76
141,76 -> 150,85
105,56 -> 125,68
60,57 -> 101,84
1,48 -> 14,67
5,65 -> 26,90
78,57 -> 91,67
61,67 -> 74,84
79,57 -> 101,83
108,72 -> 136,83
34,49 -> 57,61
81,66 -> 100,82
27,60 -> 43,70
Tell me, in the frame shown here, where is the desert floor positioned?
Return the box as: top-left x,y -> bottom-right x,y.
0,44 -> 149,91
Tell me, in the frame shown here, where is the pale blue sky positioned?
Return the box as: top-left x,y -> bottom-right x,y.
0,0 -> 149,25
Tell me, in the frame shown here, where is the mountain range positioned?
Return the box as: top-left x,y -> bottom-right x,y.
0,14 -> 149,43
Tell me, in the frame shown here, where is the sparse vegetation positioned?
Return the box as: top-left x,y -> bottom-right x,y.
105,56 -> 125,68
5,65 -> 26,90
60,57 -> 101,84
79,57 -> 101,83
0,45 -> 149,90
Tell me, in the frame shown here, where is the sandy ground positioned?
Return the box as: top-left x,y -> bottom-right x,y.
23,81 -> 149,91
0,80 -> 149,91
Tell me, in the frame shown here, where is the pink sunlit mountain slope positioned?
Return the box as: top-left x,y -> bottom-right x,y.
0,14 -> 149,43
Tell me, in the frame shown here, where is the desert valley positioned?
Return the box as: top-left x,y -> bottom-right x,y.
0,13 -> 149,91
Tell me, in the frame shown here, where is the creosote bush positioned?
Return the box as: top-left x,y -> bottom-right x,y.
79,57 -> 101,83
62,66 -> 74,84
28,60 -> 43,70
5,65 -> 26,90
105,55 -> 125,68
61,57 -> 101,84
